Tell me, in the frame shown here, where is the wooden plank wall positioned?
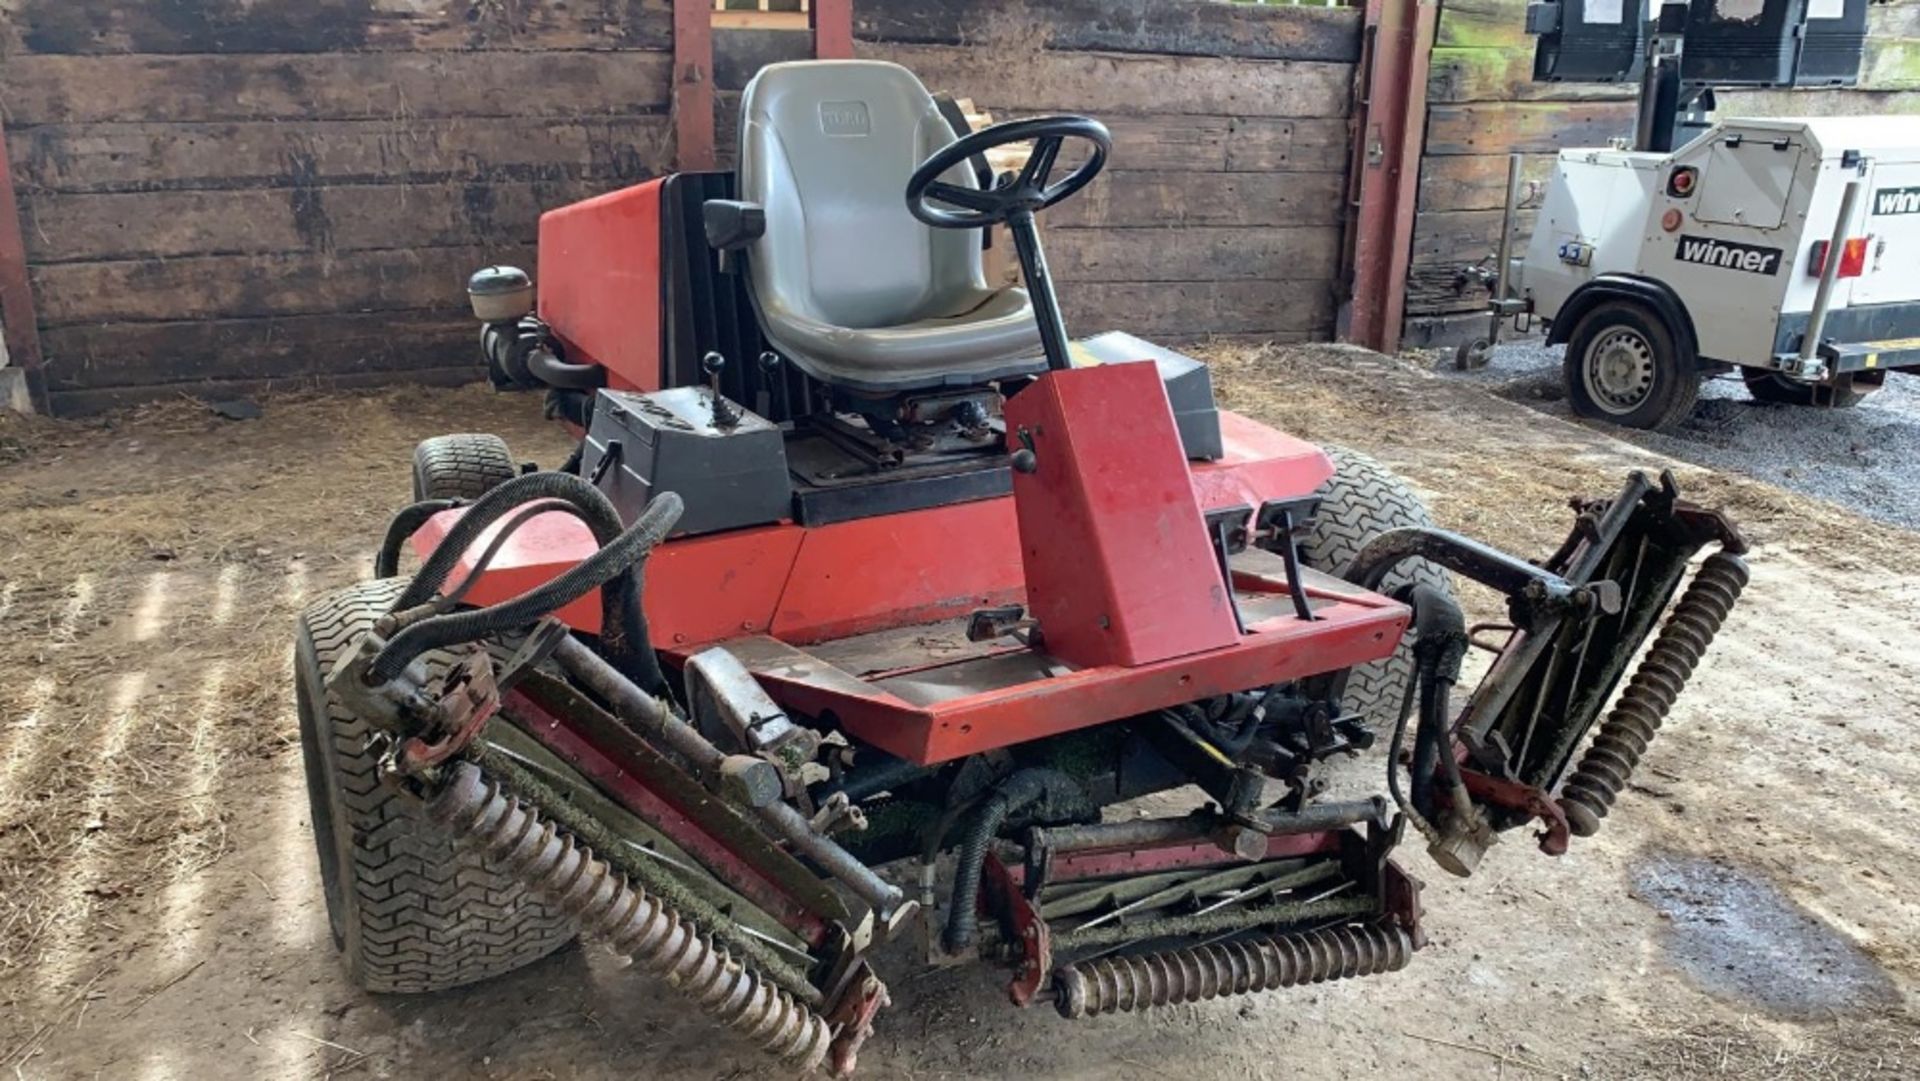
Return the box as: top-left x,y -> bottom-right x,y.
1404,0 -> 1920,348
0,0 -> 676,414
0,0 -> 1359,412
851,0 -> 1362,342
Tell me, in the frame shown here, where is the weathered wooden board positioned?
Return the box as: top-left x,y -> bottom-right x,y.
1224,117 -> 1349,172
1429,47 -> 1639,105
0,0 -> 674,54
852,0 -> 1362,64
29,245 -> 535,325
713,27 -> 817,90
1045,226 -> 1342,283
21,180 -> 602,262
48,365 -> 485,416
0,51 -> 673,126
38,310 -> 478,392
8,116 -> 671,194
857,43 -> 1355,118
1433,0 -> 1530,53
1417,152 -> 1554,214
1411,207 -> 1536,266
1407,263 -> 1498,315
984,114 -> 1348,174
1061,280 -> 1336,337
1405,206 -> 1542,316
1425,102 -> 1636,156
1050,171 -> 1348,229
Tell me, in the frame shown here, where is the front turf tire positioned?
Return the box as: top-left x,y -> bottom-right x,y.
411,433 -> 517,501
1563,301 -> 1698,431
295,579 -> 573,993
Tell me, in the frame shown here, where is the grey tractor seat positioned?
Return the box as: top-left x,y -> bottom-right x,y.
736,60 -> 1044,393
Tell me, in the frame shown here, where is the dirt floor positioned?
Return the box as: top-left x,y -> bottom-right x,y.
2,346 -> 1918,1079
1447,338 -> 1920,531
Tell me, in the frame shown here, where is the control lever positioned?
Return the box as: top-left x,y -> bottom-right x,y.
701,351 -> 741,429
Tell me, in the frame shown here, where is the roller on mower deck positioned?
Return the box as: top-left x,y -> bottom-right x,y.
296,61 -> 1750,1074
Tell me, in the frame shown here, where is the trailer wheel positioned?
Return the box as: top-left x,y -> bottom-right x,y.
411,433 -> 518,501
1742,368 -> 1880,408
295,579 -> 573,993
1563,301 -> 1698,430
1299,447 -> 1456,730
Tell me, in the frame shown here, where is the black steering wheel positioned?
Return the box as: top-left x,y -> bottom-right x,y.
907,115 -> 1112,230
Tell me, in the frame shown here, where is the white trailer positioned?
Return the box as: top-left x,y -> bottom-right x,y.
1517,116 -> 1920,429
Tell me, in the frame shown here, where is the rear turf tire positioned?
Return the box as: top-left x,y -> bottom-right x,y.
411,433 -> 517,501
1742,367 -> 1879,408
295,578 -> 572,993
1299,447 -> 1456,731
1562,301 -> 1699,431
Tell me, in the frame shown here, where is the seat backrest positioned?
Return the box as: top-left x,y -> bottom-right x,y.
739,60 -> 988,330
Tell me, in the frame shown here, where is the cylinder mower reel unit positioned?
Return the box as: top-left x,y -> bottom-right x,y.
294,59 -> 1754,1075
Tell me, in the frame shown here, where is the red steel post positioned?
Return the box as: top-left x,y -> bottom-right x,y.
673,0 -> 717,172
1339,0 -> 1437,355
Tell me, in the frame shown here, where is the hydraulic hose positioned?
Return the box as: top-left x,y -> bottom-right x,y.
370,489 -> 682,684
526,344 -> 607,390
374,498 -> 458,579
943,768 -> 1091,954
381,470 -> 675,695
395,472 -> 621,612
1388,583 -> 1470,833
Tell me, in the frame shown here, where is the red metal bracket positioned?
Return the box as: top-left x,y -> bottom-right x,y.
1340,0 -> 1437,354
1459,767 -> 1570,856
824,963 -> 889,1077
983,852 -> 1051,1007
396,652 -> 501,772
672,0 -> 716,172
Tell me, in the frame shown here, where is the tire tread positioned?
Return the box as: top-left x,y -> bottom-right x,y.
1298,447 -> 1455,729
295,579 -> 571,994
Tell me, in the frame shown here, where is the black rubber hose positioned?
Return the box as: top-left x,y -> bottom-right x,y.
1394,583 -> 1468,821
374,498 -> 458,578
944,768 -> 1091,954
395,472 -> 621,612
370,490 -> 682,683
527,344 -> 607,390
385,470 -> 674,694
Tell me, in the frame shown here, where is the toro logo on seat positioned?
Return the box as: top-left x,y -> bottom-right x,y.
1675,235 -> 1782,275
819,100 -> 871,136
1873,186 -> 1920,215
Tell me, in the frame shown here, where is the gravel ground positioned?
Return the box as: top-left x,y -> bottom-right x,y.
1444,337 -> 1920,530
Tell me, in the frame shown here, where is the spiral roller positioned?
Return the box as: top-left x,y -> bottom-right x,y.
427,762 -> 835,1070
1558,550 -> 1749,837
1051,923 -> 1413,1019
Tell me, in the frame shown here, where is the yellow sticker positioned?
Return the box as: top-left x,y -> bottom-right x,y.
1867,353 -> 1879,368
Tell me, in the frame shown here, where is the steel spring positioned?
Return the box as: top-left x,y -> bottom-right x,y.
1558,550 -> 1749,837
1051,922 -> 1412,1019
427,762 -> 834,1070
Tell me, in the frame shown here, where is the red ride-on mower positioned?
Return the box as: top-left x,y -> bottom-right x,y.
298,61 -> 1750,1072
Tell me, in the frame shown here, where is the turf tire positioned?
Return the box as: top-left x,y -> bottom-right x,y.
295,578 -> 572,993
411,433 -> 517,501
1299,446 -> 1457,731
